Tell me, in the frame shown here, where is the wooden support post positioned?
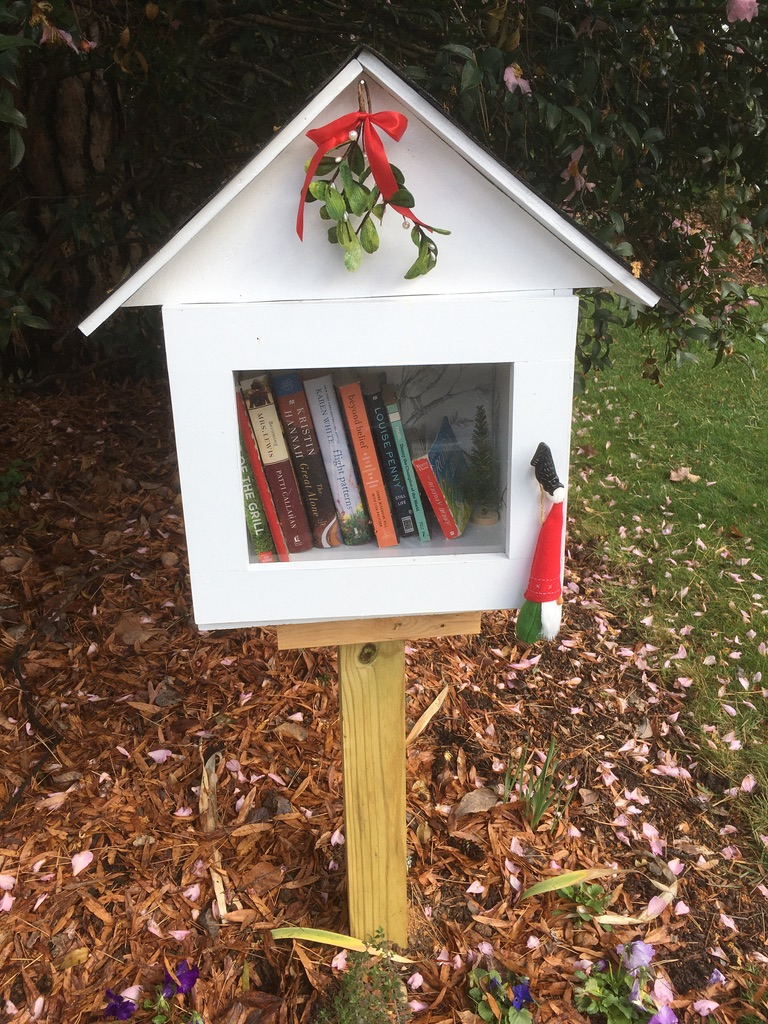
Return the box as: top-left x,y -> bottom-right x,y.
338,639 -> 407,948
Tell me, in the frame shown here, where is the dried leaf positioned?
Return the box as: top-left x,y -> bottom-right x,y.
453,788 -> 499,818
273,721 -> 308,742
669,466 -> 700,483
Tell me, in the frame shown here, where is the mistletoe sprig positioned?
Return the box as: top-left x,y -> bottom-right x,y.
296,86 -> 450,279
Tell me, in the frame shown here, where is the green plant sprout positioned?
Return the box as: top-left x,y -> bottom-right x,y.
468,967 -> 534,1024
0,458 -> 31,508
314,931 -> 410,1024
503,736 -> 569,830
557,882 -> 616,929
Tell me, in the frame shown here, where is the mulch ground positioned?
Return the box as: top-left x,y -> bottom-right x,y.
1,380 -> 766,1024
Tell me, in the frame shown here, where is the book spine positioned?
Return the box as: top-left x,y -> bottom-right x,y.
271,372 -> 342,548
238,374 -> 313,553
238,436 -> 278,562
338,381 -> 398,548
235,390 -> 289,561
384,391 -> 431,542
363,390 -> 416,539
303,375 -> 372,546
412,455 -> 461,539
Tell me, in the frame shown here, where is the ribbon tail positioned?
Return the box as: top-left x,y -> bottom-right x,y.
390,205 -> 433,231
363,122 -> 399,201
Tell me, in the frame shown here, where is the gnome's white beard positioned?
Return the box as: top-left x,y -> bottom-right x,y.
539,599 -> 562,640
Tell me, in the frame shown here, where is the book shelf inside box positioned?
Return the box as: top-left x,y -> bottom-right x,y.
238,362 -> 511,565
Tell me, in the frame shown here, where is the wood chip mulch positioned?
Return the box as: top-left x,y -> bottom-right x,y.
1,381 -> 766,1024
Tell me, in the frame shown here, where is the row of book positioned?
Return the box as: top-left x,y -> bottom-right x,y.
236,370 -> 473,562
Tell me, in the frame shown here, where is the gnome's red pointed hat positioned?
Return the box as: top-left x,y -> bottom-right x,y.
523,499 -> 564,603
517,442 -> 566,643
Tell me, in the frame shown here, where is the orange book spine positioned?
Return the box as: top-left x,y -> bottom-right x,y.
337,380 -> 398,548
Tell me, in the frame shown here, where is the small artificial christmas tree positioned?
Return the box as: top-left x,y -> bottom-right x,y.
468,404 -> 500,525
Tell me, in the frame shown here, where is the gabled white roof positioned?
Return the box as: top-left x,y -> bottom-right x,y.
80,49 -> 659,336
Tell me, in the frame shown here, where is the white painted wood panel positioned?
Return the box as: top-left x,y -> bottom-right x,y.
80,52 -> 658,336
163,294 -> 577,628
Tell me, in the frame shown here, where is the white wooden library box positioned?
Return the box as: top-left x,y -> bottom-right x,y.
80,48 -> 659,631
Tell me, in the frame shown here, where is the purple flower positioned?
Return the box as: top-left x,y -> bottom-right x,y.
104,990 -> 136,1020
619,940 -> 655,973
162,960 -> 199,998
512,981 -> 532,1010
649,1008 -> 678,1024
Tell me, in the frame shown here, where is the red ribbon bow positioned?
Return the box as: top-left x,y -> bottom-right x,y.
296,109 -> 428,239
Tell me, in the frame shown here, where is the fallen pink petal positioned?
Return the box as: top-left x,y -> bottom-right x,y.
71,850 -> 94,876
148,748 -> 174,763
692,998 -> 720,1015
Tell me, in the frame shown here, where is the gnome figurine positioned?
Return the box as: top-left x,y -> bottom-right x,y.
516,442 -> 566,643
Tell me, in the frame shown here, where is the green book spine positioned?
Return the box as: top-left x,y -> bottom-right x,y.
239,437 -> 278,562
383,385 -> 431,542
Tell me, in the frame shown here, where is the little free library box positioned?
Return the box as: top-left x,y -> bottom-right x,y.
80,48 -> 659,637
81,49 -> 660,947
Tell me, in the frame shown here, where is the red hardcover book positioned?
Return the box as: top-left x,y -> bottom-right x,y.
238,374 -> 313,553
235,390 -> 289,561
411,417 -> 472,540
337,378 -> 398,548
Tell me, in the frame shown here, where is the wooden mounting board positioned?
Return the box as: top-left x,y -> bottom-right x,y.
275,611 -> 483,650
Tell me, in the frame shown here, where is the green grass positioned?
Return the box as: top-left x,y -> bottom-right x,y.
571,299 -> 768,850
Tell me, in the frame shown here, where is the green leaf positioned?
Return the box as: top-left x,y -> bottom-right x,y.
359,217 -> 379,254
442,43 -> 474,60
372,203 -> 386,221
623,120 -> 641,147
404,237 -> 434,280
545,102 -> 562,130
565,104 -> 592,133
9,126 -> 23,170
520,867 -> 618,900
344,243 -> 362,271
0,104 -> 26,129
389,188 -> 415,209
0,36 -> 37,52
642,126 -> 665,144
339,160 -> 369,216
460,60 -> 483,94
304,155 -> 336,175
336,218 -> 356,248
348,142 -> 365,176
325,185 -> 347,221
327,226 -> 338,244
388,164 -> 405,186
271,927 -> 412,962
308,181 -> 329,201
18,315 -> 51,330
